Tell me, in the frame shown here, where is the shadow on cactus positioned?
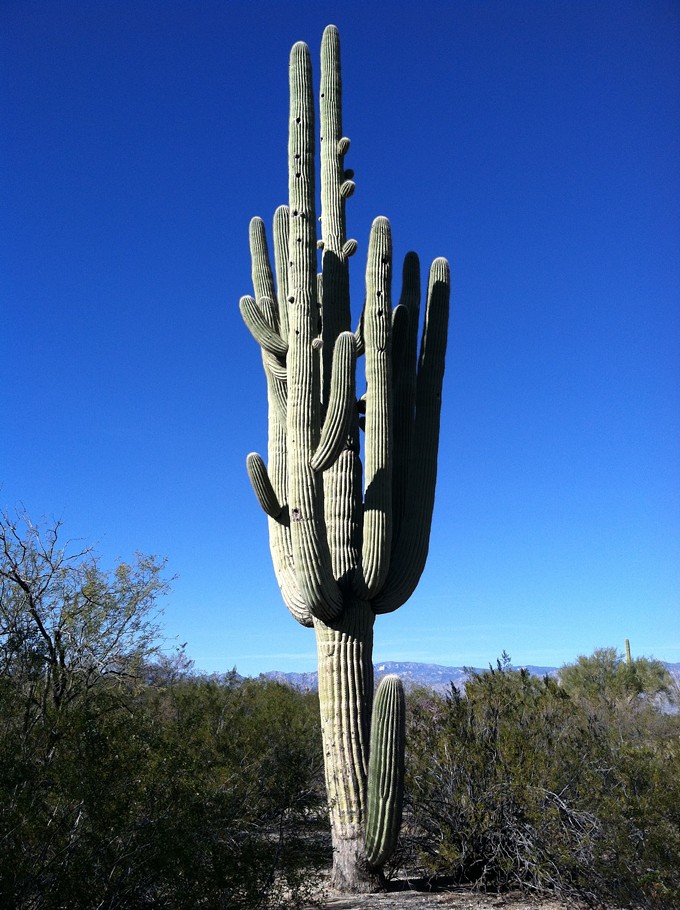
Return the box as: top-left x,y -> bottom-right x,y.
238,24 -> 449,893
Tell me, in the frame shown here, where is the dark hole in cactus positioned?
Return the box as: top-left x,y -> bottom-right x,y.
296,172 -> 301,178
291,507 -> 301,520
296,117 -> 301,124
288,296 -> 294,303
376,291 -> 382,298
377,309 -> 383,317
292,210 -> 298,216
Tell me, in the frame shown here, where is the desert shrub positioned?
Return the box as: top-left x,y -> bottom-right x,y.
405,654 -> 680,908
559,646 -> 674,711
0,669 -> 328,909
0,514 -> 328,909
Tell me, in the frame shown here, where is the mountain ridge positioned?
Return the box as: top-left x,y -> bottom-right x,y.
263,659 -> 680,695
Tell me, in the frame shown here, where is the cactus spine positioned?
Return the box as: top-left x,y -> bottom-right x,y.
240,25 -> 450,892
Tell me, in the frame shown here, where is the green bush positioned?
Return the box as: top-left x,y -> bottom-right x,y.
0,514 -> 328,909
405,653 -> 680,907
0,667 -> 328,909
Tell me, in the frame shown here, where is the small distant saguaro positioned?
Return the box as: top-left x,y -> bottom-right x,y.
238,25 -> 450,892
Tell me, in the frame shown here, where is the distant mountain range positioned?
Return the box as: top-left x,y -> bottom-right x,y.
263,659 -> 680,695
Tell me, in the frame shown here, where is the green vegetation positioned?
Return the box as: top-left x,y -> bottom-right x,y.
405,653 -> 680,908
0,513 -> 327,909
3,512 -> 678,907
559,645 -> 673,707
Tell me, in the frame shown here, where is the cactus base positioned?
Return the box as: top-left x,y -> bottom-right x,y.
331,835 -> 383,892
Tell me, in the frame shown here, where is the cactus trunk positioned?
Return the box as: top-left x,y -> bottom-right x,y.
238,25 -> 450,891
315,600 -> 379,890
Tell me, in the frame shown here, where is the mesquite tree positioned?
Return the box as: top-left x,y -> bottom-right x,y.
239,25 -> 450,891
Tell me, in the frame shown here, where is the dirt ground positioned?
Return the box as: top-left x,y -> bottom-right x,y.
307,879 -> 588,910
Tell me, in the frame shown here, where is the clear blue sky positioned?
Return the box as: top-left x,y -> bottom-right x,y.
3,1 -> 679,676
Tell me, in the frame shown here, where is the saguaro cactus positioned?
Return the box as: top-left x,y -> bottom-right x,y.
239,25 -> 450,892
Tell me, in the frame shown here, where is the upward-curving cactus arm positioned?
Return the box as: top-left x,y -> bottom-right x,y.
272,205 -> 290,340
365,674 -> 406,869
374,256 -> 450,614
391,252 -> 421,538
311,331 -> 357,473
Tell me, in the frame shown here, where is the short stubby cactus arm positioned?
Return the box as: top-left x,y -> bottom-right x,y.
365,674 -> 406,869
373,257 -> 450,614
287,41 -> 343,624
356,217 -> 393,599
246,452 -> 282,518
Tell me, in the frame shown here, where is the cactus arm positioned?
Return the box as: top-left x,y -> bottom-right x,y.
249,210 -> 314,624
246,452 -> 282,518
391,253 -> 421,539
354,305 -> 366,356
250,216 -> 279,315
242,216 -> 309,625
239,295 -> 289,359
245,219 -> 290,419
390,304 -> 409,403
357,216 -> 393,599
365,674 -> 405,869
287,41 -> 342,624
273,206 -> 290,341
373,257 -> 450,614
311,331 -> 357,473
